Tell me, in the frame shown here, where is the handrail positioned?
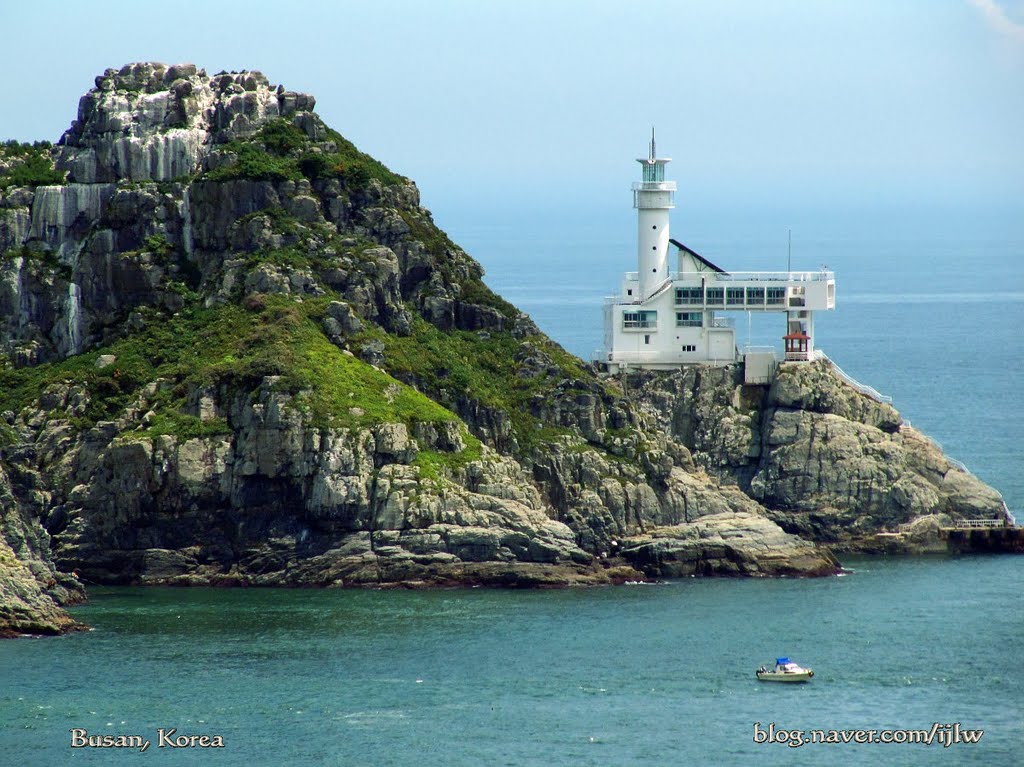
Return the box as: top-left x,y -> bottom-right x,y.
900,516 -> 1014,532
817,352 -> 893,404
949,519 -> 1007,529
901,424 -> 976,478
1002,500 -> 1017,527
672,270 -> 834,283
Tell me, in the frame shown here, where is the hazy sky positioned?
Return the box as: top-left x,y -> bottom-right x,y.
2,0 -> 1022,216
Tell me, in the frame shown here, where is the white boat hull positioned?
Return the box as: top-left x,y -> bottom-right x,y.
756,670 -> 814,683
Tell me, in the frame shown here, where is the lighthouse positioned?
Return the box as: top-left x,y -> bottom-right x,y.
600,133 -> 836,373
634,128 -> 676,300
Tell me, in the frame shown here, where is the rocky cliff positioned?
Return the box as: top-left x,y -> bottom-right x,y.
0,63 -> 1009,634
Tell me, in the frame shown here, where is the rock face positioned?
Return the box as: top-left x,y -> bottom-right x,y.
48,381 -> 596,587
627,361 -> 1008,548
58,63 -> 305,184
0,63 -> 1011,631
620,511 -> 840,577
1,63 -> 325,367
0,462 -> 85,636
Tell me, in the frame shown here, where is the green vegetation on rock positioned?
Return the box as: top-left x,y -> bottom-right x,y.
203,119 -> 404,188
0,140 -> 65,189
0,296 -> 467,439
356,316 -> 589,452
0,246 -> 73,280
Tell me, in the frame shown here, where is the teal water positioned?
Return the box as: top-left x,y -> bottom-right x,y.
2,557 -> 1021,765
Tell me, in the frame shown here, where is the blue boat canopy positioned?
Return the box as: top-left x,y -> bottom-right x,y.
776,657 -> 790,664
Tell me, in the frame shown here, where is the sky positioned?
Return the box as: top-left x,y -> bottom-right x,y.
1,0 -> 1022,221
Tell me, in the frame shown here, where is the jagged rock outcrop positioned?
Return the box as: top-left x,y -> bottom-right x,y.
39,379 -> 597,587
0,62 -> 1010,632
1,64 -> 326,365
0,461 -> 85,635
627,360 -> 1008,548
620,511 -> 840,577
58,63 -> 308,184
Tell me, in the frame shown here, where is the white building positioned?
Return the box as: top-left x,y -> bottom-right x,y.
600,133 -> 836,375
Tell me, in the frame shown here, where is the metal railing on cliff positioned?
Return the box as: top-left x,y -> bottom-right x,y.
898,420 -> 976,478
815,351 -> 893,404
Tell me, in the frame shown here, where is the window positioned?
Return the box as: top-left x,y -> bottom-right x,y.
706,287 -> 724,305
627,289 -> 633,296
767,287 -> 785,305
681,344 -> 697,352
623,310 -> 657,329
746,287 -> 765,304
675,311 -> 702,327
644,335 -> 650,345
675,287 -> 702,305
726,287 -> 745,305
642,163 -> 665,183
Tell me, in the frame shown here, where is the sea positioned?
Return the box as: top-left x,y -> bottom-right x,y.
2,198 -> 1022,766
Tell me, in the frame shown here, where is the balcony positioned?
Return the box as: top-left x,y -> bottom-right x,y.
695,270 -> 834,283
631,181 -> 677,192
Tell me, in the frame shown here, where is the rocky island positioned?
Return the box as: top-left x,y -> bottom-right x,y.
0,63 -> 1011,635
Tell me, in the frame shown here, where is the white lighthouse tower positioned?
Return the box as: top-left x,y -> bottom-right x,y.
634,128 -> 676,300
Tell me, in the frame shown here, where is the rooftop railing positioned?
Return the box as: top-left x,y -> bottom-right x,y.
620,271 -> 833,285
631,181 -> 677,191
695,270 -> 834,283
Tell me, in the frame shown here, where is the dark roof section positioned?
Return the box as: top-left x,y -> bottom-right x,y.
670,238 -> 728,274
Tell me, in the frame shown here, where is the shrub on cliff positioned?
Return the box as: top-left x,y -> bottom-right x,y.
203,118 -> 403,189
0,141 -> 65,189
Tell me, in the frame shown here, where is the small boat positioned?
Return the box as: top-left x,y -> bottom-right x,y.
756,657 -> 814,683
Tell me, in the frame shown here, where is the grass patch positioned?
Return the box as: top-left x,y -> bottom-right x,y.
458,278 -> 519,319
206,142 -> 302,183
0,296 -> 466,440
283,302 -> 459,429
139,412 -> 233,440
201,118 -> 405,189
356,316 -> 593,453
413,438 -> 485,482
323,127 -> 405,187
